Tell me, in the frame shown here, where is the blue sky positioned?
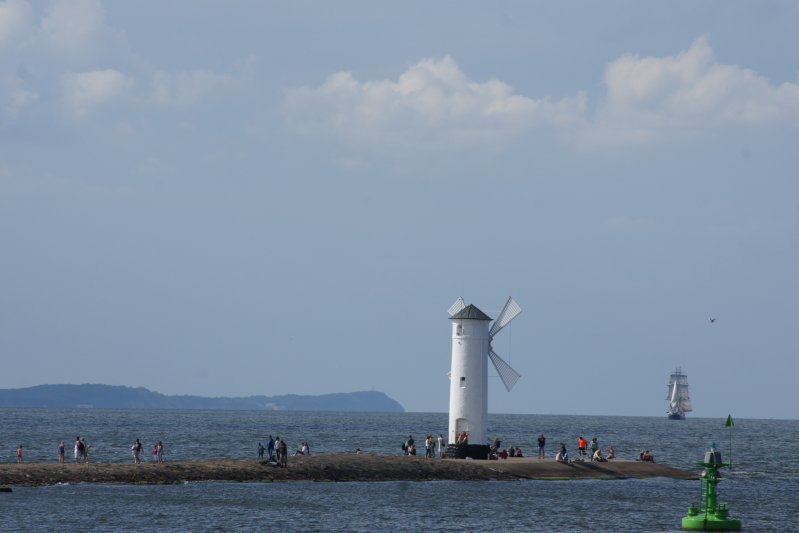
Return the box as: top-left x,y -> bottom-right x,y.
1,1 -> 797,418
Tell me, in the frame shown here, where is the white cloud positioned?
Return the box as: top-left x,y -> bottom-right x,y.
286,42 -> 799,152
150,69 -> 232,107
284,56 -> 586,149
60,69 -> 131,117
0,0 -> 33,47
583,37 -> 799,147
40,0 -> 105,53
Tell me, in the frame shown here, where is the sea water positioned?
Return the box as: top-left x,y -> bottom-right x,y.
1,409 -> 797,532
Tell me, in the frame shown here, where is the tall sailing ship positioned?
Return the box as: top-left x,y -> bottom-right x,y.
666,367 -> 692,420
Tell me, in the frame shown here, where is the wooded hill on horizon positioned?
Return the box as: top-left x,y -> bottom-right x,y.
0,384 -> 404,412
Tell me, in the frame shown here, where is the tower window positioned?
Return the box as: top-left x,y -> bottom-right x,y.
460,377 -> 466,388
456,324 -> 463,336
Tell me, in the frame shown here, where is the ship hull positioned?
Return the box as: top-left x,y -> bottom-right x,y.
667,412 -> 685,420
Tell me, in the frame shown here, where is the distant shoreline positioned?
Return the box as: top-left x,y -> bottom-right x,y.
0,385 -> 404,412
0,453 -> 696,487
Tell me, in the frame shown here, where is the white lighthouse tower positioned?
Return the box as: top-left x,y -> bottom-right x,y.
447,297 -> 522,446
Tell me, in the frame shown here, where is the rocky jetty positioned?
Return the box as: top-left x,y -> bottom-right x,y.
0,454 -> 695,487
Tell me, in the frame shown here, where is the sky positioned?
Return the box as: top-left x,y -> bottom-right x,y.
1,1 -> 797,419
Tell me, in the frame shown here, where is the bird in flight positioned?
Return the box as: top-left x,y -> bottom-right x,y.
710,317 -> 716,323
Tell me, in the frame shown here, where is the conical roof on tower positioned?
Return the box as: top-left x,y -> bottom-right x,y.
449,304 -> 492,321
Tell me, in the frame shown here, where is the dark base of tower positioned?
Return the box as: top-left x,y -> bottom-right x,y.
444,443 -> 491,460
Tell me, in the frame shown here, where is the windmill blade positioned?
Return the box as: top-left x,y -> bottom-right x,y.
489,296 -> 522,337
447,297 -> 466,317
488,349 -> 521,392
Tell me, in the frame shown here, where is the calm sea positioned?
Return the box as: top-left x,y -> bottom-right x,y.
1,409 -> 797,532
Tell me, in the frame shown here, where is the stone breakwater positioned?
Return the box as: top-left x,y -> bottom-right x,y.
0,454 -> 696,487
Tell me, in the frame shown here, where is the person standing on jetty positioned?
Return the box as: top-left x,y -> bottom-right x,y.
80,438 -> 92,464
403,435 -> 414,455
278,438 -> 288,468
267,435 -> 275,462
74,436 -> 82,463
404,435 -> 416,456
257,442 -> 265,460
156,441 -> 164,463
81,438 -> 92,463
17,445 -> 22,464
58,441 -> 65,463
577,436 -> 587,457
438,434 -> 445,458
538,434 -> 546,459
590,437 -> 599,459
132,439 -> 143,464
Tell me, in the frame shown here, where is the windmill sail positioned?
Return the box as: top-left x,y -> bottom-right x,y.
448,297 -> 466,317
666,367 -> 692,419
489,297 -> 522,337
486,296 -> 523,391
488,349 -> 521,392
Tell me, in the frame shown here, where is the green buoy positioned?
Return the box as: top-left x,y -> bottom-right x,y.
681,416 -> 741,531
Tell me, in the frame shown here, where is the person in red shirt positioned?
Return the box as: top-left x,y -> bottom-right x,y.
578,436 -> 587,457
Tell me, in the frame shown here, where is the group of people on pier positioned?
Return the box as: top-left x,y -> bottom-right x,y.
10,431 -> 651,467
129,439 -> 165,464
394,431 -> 641,464
555,436 -> 616,463
401,434 -> 447,458
11,437 -> 163,465
256,435 -> 292,467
